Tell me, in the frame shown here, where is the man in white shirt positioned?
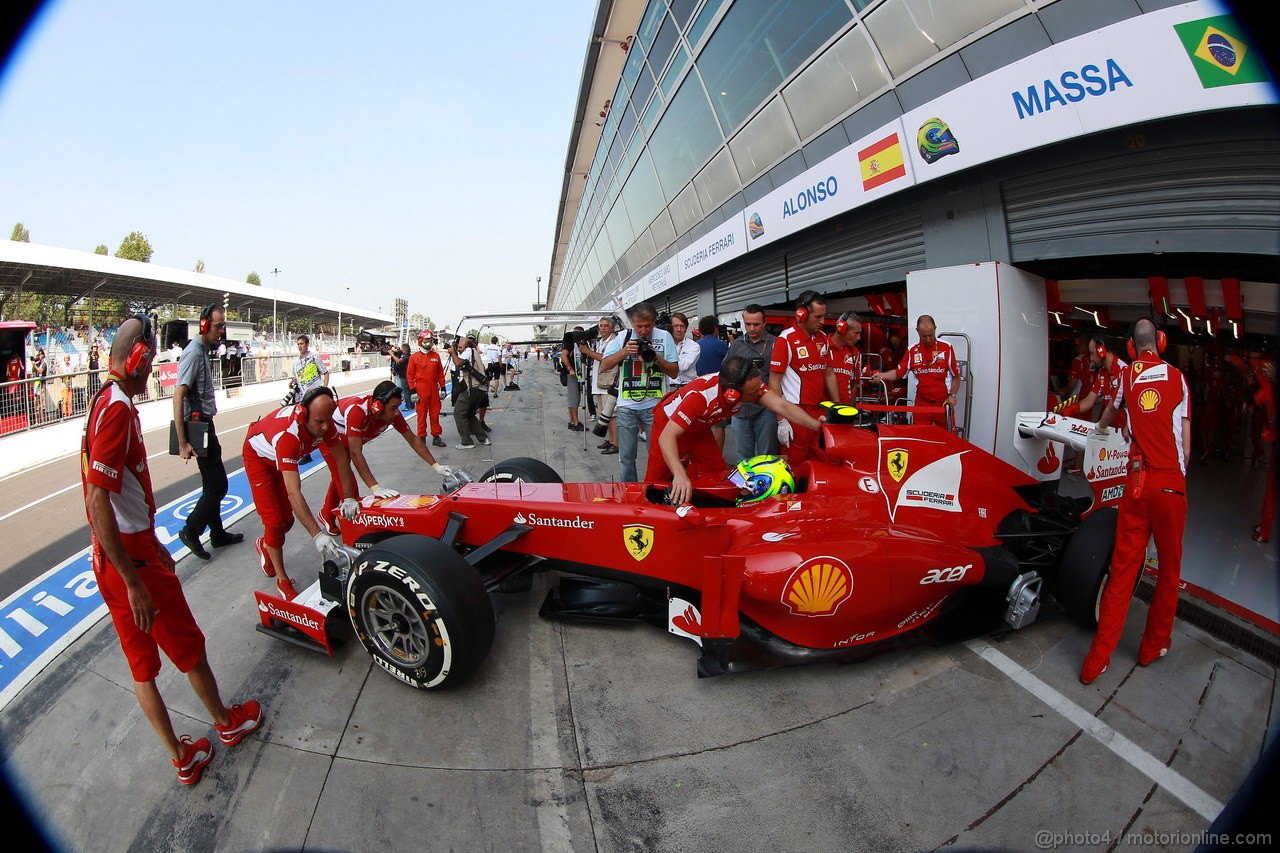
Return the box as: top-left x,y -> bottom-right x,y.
669,312 -> 700,390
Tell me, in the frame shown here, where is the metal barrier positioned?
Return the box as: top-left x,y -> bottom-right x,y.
0,354 -> 382,438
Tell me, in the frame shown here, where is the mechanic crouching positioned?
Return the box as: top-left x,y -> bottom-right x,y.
317,381 -> 454,534
242,387 -> 361,600
647,356 -> 823,505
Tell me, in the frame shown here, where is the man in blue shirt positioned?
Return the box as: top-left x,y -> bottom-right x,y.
694,314 -> 730,450
599,302 -> 678,482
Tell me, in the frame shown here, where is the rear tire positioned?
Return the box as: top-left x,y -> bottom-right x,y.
1055,507 -> 1119,628
348,535 -> 495,690
478,457 -> 563,484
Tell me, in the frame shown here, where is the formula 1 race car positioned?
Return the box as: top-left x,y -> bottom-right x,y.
254,414 -> 1125,691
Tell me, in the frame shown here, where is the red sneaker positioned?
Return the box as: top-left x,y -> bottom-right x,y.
316,510 -> 340,537
215,700 -> 263,747
173,735 -> 213,786
254,537 -> 276,577
277,577 -> 299,601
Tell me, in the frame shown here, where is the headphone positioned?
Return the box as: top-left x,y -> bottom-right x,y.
123,314 -> 155,380
795,290 -> 821,324
198,303 -> 219,335
836,312 -> 854,335
1126,317 -> 1168,360
1090,334 -> 1109,362
294,385 -> 335,425
369,382 -> 401,417
719,357 -> 760,407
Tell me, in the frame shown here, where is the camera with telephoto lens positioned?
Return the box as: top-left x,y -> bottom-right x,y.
634,337 -> 657,363
281,378 -> 299,407
592,386 -> 619,436
563,329 -> 595,347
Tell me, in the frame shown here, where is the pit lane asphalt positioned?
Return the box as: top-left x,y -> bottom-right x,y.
2,361 -> 1275,852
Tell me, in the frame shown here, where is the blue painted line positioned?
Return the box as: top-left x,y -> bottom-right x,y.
0,453 -> 333,709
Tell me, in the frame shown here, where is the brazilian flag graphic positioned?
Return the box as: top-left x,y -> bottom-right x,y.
1173,15 -> 1270,88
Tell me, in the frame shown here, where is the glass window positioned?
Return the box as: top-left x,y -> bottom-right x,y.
636,0 -> 667,51
782,24 -> 888,140
695,0 -> 852,134
630,62 -> 657,118
605,201 -> 634,266
686,0 -> 720,50
621,150 -> 667,230
728,96 -> 796,182
617,102 -> 638,151
669,0 -> 699,28
649,12 -> 679,77
621,42 -> 645,91
641,89 -> 665,134
865,0 -> 1023,77
650,208 -> 677,251
692,146 -> 740,213
669,182 -> 704,236
648,71 -> 723,198
661,45 -> 689,98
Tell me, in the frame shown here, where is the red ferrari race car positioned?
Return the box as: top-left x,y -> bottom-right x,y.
254,411 -> 1125,691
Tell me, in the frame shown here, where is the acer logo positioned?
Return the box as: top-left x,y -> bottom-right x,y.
920,564 -> 972,585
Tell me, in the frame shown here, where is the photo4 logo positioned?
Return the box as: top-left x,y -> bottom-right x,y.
1173,14 -> 1271,89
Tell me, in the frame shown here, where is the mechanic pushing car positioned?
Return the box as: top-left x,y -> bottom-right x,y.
407,329 -> 449,447
1080,318 -> 1191,685
82,316 -> 262,785
243,386 -> 361,600
646,355 -> 824,505
316,380 -> 454,535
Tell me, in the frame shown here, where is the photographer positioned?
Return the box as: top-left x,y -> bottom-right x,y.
598,302 -> 678,481
577,316 -> 620,454
559,327 -> 589,432
726,304 -> 778,460
447,334 -> 490,449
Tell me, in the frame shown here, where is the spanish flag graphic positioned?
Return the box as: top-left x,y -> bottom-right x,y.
858,133 -> 906,191
1174,15 -> 1270,88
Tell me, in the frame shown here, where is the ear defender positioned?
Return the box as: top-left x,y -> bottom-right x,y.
795,305 -> 808,323
198,303 -> 217,335
123,314 -> 154,379
722,386 -> 742,406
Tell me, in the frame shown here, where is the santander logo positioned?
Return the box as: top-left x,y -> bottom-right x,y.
1037,443 -> 1060,475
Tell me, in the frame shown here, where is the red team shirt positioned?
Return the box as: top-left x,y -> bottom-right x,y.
771,327 -> 831,407
659,374 -> 759,428
1091,358 -> 1129,429
1112,357 -> 1190,476
82,383 -> 156,533
334,395 -> 411,443
896,340 -> 959,403
828,343 -> 862,404
1069,352 -> 1095,399
245,404 -> 342,473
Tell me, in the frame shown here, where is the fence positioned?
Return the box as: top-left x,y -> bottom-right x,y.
0,352 -> 390,437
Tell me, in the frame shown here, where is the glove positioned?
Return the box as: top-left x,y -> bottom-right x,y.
314,532 -> 343,562
432,463 -> 454,478
777,419 -> 793,447
370,484 -> 399,499
410,392 -> 420,405
339,497 -> 360,520
439,387 -> 447,400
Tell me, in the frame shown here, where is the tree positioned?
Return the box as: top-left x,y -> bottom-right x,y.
10,223 -> 30,242
194,260 -> 205,273
93,244 -> 108,255
246,271 -> 261,286
115,231 -> 153,262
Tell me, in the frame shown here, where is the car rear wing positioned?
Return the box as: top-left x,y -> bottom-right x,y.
1013,411 -> 1130,515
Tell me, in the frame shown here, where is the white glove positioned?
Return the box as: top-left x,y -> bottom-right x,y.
410,392 -> 420,405
439,387 -> 447,400
432,463 -> 454,478
339,497 -> 360,520
777,419 -> 793,446
314,532 -> 343,562
370,484 -> 399,499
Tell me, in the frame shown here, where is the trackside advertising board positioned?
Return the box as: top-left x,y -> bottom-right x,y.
613,0 -> 1274,304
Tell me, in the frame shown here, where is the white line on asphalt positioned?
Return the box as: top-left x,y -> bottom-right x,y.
964,639 -> 1224,822
528,588 -> 573,851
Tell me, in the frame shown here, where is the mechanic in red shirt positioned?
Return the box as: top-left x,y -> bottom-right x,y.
872,314 -> 959,429
82,316 -> 262,786
1060,333 -> 1129,435
770,290 -> 832,465
1081,319 -> 1190,685
243,386 -> 360,600
407,329 -> 449,448
317,381 -> 454,534
825,312 -> 866,405
1250,360 -> 1276,542
1067,334 -> 1096,403
647,356 -> 823,503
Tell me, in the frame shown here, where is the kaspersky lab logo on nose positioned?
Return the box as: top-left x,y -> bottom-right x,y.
1173,14 -> 1271,88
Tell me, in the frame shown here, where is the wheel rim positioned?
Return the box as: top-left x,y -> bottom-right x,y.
359,584 -> 434,667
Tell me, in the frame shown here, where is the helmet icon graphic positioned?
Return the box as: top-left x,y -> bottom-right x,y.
917,117 -> 960,164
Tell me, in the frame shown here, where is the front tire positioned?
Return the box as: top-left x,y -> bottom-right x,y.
348,535 -> 495,690
1055,507 -> 1119,628
478,456 -> 563,484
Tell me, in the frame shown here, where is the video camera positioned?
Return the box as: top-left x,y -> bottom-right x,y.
563,329 -> 595,347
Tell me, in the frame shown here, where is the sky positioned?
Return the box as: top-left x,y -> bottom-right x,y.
0,0 -> 597,336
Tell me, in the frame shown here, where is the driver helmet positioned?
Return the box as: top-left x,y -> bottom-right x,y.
418,329 -> 435,348
728,454 -> 794,504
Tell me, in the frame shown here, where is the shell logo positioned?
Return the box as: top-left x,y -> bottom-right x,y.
1138,388 -> 1161,412
1099,447 -> 1107,461
782,557 -> 853,617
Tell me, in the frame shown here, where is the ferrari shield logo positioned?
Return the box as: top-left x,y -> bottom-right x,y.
624,524 -> 654,561
886,448 -> 909,483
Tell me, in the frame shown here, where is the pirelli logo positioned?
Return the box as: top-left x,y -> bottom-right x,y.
91,460 -> 119,479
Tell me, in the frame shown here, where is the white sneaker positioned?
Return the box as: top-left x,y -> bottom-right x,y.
479,437 -> 491,446
455,442 -> 476,450
639,430 -> 648,442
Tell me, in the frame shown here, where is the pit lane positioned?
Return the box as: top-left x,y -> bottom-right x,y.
1,361 -> 1274,852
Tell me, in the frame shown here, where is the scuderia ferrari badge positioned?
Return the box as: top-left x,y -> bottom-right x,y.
624,524 -> 654,561
886,448 -> 909,483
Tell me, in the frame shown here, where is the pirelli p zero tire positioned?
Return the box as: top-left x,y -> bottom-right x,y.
348,535 -> 495,690
1055,507 -> 1119,628
478,457 -> 563,484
